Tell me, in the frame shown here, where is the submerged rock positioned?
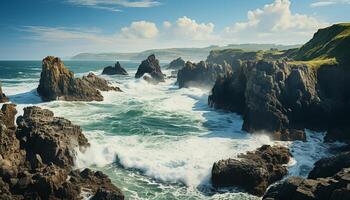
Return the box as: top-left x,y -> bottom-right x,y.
37,56 -> 117,102
0,105 -> 124,199
177,61 -> 232,88
212,145 -> 291,196
167,57 -> 185,70
102,61 -> 128,75
0,82 -> 9,103
135,54 -> 165,83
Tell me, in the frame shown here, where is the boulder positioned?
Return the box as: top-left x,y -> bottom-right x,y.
83,72 -> 122,92
102,61 -> 128,75
212,145 -> 291,196
0,82 -> 9,103
263,168 -> 350,200
0,105 -> 124,199
37,56 -> 117,101
135,54 -> 165,83
177,61 -> 232,88
167,57 -> 185,70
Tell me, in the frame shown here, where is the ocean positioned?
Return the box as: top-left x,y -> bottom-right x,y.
0,60 -> 335,199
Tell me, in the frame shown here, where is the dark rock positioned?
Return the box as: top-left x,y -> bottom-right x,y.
135,54 -> 165,83
263,168 -> 350,200
167,57 -> 185,70
308,151 -> 350,179
102,61 -> 128,75
0,82 -> 9,103
177,61 -> 232,89
212,145 -> 291,196
37,56 -> 116,101
83,72 -> 122,92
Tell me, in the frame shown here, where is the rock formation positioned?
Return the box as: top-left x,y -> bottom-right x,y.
135,54 -> 165,83
177,61 -> 232,88
37,56 -> 118,102
212,145 -> 291,196
83,72 -> 122,92
102,61 -> 128,75
0,105 -> 124,199
167,57 -> 185,70
0,82 -> 9,103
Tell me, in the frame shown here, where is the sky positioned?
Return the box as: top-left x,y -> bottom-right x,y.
0,0 -> 349,60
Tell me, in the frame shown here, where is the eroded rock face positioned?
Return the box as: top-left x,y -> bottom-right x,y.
177,61 -> 232,89
0,82 -> 9,103
135,54 -> 165,83
102,61 -> 128,75
263,168 -> 350,200
37,56 -> 117,102
212,145 -> 291,196
167,57 -> 185,70
0,105 -> 124,200
83,72 -> 122,92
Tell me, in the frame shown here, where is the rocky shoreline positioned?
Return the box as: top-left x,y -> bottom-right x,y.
0,104 -> 124,199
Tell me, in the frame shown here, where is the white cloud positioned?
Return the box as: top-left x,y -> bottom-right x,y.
66,0 -> 161,12
121,21 -> 159,39
164,16 -> 215,41
225,0 -> 328,44
311,0 -> 350,7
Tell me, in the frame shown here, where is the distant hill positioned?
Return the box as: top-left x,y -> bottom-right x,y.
294,23 -> 350,63
71,44 -> 301,62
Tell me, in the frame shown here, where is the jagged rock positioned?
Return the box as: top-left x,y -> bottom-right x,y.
102,61 -> 128,75
135,54 -> 165,83
83,72 -> 122,92
212,145 -> 291,196
177,61 -> 232,88
263,168 -> 350,200
37,56 -> 116,102
167,57 -> 185,70
16,106 -> 89,168
0,105 -> 124,199
0,82 -> 9,103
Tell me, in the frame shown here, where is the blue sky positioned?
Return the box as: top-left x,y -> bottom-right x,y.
0,0 -> 349,59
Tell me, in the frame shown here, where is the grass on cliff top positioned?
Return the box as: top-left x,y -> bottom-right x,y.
294,23 -> 350,63
288,58 -> 338,69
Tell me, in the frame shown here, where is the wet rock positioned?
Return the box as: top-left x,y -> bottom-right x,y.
212,145 -> 291,196
177,61 -> 232,89
83,72 -> 122,92
102,61 -> 128,75
135,54 -> 165,83
167,57 -> 185,70
0,82 -> 9,103
37,56 -> 116,101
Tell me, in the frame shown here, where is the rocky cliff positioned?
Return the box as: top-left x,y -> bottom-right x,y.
0,82 -> 9,103
177,61 -> 232,89
135,54 -> 165,84
0,105 -> 124,199
37,56 -> 118,102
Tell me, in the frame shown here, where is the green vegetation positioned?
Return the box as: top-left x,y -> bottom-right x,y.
288,58 -> 338,69
294,23 -> 350,63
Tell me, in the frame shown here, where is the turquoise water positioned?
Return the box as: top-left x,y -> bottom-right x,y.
0,60 -> 334,199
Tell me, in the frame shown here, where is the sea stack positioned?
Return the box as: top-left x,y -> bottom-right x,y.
135,54 -> 165,83
102,61 -> 128,75
0,81 -> 9,103
167,57 -> 185,70
0,105 -> 124,199
37,56 -> 118,101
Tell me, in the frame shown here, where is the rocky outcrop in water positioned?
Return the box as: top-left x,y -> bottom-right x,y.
135,54 -> 165,83
102,61 -> 128,75
209,59 -> 350,141
212,145 -> 291,196
167,57 -> 185,70
37,56 -> 118,102
83,72 -> 122,92
0,82 -> 9,103
0,105 -> 124,199
177,61 -> 232,88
